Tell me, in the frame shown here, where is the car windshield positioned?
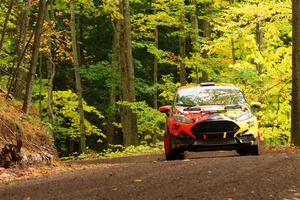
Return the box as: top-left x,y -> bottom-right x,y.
175,87 -> 246,106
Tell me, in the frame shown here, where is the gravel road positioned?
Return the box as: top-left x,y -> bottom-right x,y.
1,151 -> 300,200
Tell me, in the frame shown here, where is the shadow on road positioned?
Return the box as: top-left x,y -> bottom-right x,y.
185,150 -> 240,160
64,151 -> 242,166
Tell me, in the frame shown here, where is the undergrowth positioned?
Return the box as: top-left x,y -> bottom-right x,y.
60,143 -> 163,161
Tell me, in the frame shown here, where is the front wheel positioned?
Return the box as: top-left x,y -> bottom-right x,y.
164,134 -> 185,160
237,145 -> 260,156
249,145 -> 260,156
166,149 -> 184,160
237,148 -> 248,156
237,133 -> 261,156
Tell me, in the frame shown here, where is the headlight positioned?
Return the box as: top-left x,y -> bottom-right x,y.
173,115 -> 194,124
236,112 -> 252,122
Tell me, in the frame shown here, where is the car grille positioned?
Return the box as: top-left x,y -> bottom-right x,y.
191,120 -> 240,144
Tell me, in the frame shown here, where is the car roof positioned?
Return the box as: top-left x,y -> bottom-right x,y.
177,84 -> 242,93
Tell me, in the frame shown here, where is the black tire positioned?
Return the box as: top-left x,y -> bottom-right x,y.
165,134 -> 185,160
166,149 -> 185,160
249,145 -> 260,156
237,148 -> 249,156
237,145 -> 260,156
178,150 -> 185,160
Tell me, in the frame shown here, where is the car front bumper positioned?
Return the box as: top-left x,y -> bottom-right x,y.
169,133 -> 258,152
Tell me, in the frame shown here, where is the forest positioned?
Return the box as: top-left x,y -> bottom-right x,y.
0,0 -> 298,157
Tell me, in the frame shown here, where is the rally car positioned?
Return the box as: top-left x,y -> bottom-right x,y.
159,82 -> 261,160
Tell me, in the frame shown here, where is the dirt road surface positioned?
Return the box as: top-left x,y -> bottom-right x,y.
1,151 -> 300,200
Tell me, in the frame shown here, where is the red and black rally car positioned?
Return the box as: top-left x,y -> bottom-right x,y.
159,82 -> 261,160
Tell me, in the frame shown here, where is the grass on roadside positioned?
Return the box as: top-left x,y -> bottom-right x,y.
60,143 -> 164,161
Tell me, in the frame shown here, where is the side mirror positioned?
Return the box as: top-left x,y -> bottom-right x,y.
251,102 -> 261,111
159,106 -> 171,114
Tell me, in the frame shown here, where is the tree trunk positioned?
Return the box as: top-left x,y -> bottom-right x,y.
7,30 -> 34,100
47,57 -> 55,125
230,0 -> 236,64
0,0 -> 15,51
38,54 -> 43,119
152,25 -> 159,144
78,13 -> 84,65
22,0 -> 48,113
201,3 -> 212,82
189,0 -> 198,83
106,83 -> 117,145
118,0 -> 138,147
17,0 -> 31,60
190,0 -> 208,83
231,38 -> 236,64
70,0 -> 86,152
106,20 -> 120,145
6,0 -> 31,100
2,0 -> 16,87
179,10 -> 186,85
153,26 -> 158,110
190,0 -> 210,83
291,0 -> 300,146
45,1 -> 56,126
256,21 -> 264,75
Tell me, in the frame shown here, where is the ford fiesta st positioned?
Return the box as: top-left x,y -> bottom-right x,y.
159,82 -> 261,160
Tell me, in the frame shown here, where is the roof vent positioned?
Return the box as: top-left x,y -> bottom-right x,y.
200,82 -> 215,86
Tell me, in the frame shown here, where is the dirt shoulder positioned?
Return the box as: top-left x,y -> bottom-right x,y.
0,150 -> 300,200
0,92 -> 56,168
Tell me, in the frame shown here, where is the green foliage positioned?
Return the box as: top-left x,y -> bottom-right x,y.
61,144 -> 163,160
117,101 -> 166,143
157,75 -> 180,103
0,76 -> 9,91
102,144 -> 162,157
37,90 -> 105,142
81,59 -> 119,88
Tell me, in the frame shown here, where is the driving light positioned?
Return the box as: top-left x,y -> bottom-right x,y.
173,115 -> 194,124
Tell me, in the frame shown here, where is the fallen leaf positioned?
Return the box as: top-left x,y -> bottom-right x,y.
133,179 -> 142,183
